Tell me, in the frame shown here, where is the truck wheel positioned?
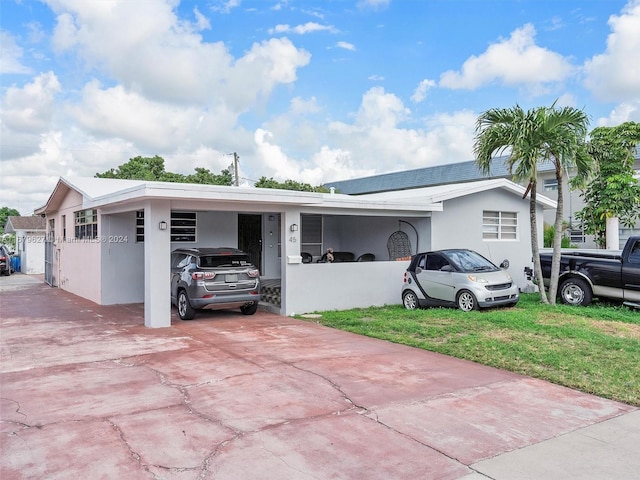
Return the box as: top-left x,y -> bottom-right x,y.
559,278 -> 592,306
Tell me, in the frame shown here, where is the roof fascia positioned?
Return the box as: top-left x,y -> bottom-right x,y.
429,179 -> 557,209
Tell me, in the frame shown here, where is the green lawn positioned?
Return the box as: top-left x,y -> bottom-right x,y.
297,294 -> 640,406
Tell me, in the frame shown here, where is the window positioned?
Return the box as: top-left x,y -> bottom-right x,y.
570,229 -> 585,244
301,214 -> 323,256
74,209 -> 98,239
61,215 -> 66,241
426,253 -> 449,271
136,211 -> 145,242
48,218 -> 55,242
171,212 -> 196,242
629,240 -> 640,264
543,178 -> 558,191
483,211 -> 517,240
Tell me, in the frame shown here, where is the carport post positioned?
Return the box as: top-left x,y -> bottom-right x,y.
144,200 -> 171,328
280,209 -> 301,316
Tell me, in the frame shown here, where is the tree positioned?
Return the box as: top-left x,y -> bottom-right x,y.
95,156 -> 233,186
184,167 -> 233,186
574,122 -> 640,247
254,177 -> 330,193
96,155 -> 169,180
0,207 -> 20,234
474,103 -> 590,305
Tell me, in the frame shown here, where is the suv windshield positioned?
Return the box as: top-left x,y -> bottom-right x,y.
443,250 -> 497,273
199,255 -> 251,268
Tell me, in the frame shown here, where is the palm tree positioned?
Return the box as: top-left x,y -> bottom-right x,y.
474,103 -> 590,305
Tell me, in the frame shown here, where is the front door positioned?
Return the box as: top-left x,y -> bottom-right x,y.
238,214 -> 262,273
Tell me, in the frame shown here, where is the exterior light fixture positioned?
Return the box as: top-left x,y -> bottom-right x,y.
290,223 -> 298,232
159,221 -> 168,231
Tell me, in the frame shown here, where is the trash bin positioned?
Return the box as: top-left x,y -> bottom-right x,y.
11,256 -> 21,273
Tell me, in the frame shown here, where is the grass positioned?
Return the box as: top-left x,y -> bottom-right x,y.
297,294 -> 640,406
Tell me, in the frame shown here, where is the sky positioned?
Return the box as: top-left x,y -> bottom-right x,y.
1,0 -> 640,215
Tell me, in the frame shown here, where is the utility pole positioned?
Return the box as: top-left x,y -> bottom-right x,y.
226,152 -> 240,186
233,152 -> 239,187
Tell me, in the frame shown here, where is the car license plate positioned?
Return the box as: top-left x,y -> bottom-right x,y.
225,274 -> 238,283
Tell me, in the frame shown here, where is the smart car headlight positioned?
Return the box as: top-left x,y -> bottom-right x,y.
467,274 -> 489,283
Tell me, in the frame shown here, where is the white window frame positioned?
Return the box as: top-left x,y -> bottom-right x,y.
301,214 -> 323,256
74,209 -> 98,239
136,210 -> 144,243
482,211 -> 518,241
170,211 -> 197,242
543,178 -> 558,191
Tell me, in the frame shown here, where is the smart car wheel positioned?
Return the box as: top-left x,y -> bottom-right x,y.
456,290 -> 478,312
402,290 -> 419,310
177,290 -> 196,320
240,302 -> 258,315
559,278 -> 592,306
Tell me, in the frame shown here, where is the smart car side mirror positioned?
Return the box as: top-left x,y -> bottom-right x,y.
500,259 -> 510,269
440,265 -> 453,272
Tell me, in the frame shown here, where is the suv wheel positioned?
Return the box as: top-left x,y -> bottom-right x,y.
177,290 -> 196,320
240,302 -> 258,315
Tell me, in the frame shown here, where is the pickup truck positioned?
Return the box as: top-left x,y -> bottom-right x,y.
537,236 -> 640,308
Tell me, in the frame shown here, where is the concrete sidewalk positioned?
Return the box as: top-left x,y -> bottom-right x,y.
1,274 -> 638,479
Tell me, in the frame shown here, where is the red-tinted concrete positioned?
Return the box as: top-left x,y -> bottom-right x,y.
1,275 -> 636,479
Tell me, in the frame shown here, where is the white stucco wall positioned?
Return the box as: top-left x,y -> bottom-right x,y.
16,232 -> 45,274
430,189 -> 541,290
53,190 -> 102,303
100,212 -> 145,304
283,260 -> 409,315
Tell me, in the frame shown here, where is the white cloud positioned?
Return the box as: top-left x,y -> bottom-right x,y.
354,86 -> 410,128
252,129 -> 374,185
583,0 -> 640,102
269,22 -> 336,35
210,0 -> 241,14
595,100 -> 640,126
1,71 -> 61,133
0,31 -> 32,74
250,88 -> 473,185
47,0 -> 310,107
439,24 -> 575,90
357,0 -> 390,11
411,79 -> 436,103
193,7 -> 211,31
336,41 -> 355,51
289,96 -> 320,115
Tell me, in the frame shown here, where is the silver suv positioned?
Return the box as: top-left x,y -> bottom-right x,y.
171,248 -> 261,320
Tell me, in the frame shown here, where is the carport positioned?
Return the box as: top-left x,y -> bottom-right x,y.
35,177 -> 442,327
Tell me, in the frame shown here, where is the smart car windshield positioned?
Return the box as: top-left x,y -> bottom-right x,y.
444,250 -> 497,273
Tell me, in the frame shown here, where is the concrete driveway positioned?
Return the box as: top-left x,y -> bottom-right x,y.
1,274 -> 638,479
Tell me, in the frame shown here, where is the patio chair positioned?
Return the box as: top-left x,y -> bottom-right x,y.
356,253 -> 375,262
387,230 -> 412,260
301,252 -> 313,263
